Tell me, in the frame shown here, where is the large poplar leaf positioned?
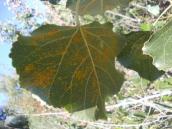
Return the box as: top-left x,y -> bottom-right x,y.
143,21 -> 172,71
118,32 -> 164,81
10,22 -> 125,119
66,0 -> 131,16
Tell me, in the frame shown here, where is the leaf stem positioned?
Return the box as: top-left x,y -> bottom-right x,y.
75,0 -> 80,26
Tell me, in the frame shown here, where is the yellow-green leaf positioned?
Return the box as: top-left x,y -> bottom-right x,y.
10,22 -> 125,119
143,21 -> 172,71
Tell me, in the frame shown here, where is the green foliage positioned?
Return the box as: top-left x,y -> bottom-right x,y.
140,23 -> 152,31
143,21 -> 172,71
9,0 -> 172,120
10,22 -> 125,119
117,32 -> 164,81
154,77 -> 172,90
162,95 -> 172,101
66,0 -> 130,16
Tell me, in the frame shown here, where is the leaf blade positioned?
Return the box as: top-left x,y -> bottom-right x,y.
118,32 -> 164,81
67,0 -> 130,16
10,22 -> 125,119
143,21 -> 172,71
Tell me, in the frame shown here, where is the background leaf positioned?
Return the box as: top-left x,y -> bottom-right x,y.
66,0 -> 131,16
143,21 -> 172,71
117,32 -> 164,81
10,22 -> 125,119
71,106 -> 97,120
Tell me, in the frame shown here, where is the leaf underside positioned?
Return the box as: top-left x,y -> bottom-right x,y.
143,21 -> 172,71
66,0 -> 131,16
118,32 -> 164,81
10,22 -> 125,118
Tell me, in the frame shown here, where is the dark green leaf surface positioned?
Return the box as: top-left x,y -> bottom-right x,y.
66,0 -> 130,16
143,21 -> 172,71
118,32 -> 164,81
10,22 -> 125,119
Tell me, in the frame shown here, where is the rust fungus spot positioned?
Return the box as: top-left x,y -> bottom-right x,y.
32,35 -> 44,43
33,68 -> 55,88
72,53 -> 84,62
75,70 -> 87,81
47,29 -> 58,36
103,48 -> 111,62
24,64 -> 35,73
32,30 -> 58,43
72,33 -> 82,44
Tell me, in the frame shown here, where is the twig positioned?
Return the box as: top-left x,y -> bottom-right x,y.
105,10 -> 141,23
13,90 -> 172,129
153,0 -> 172,26
106,90 -> 172,111
89,114 -> 172,128
19,112 -> 70,117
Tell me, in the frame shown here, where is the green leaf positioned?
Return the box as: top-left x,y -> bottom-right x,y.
72,106 -> 97,120
67,0 -> 131,16
117,32 -> 164,81
140,23 -> 152,31
10,22 -> 125,119
143,21 -> 172,71
154,77 -> 172,90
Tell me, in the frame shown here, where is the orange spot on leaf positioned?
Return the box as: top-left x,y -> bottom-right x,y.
75,70 -> 87,81
24,64 -> 35,73
33,69 -> 55,88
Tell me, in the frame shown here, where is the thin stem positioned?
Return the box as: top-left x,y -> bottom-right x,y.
153,0 -> 172,26
75,0 -> 80,26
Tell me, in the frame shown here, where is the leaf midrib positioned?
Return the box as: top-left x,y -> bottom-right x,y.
80,27 -> 103,101
48,28 -> 80,99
